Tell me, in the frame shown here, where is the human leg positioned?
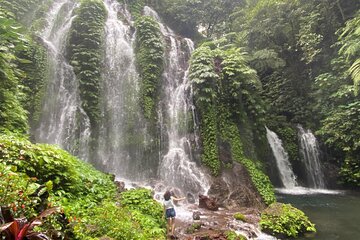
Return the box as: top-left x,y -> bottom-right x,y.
171,217 -> 175,235
166,218 -> 171,235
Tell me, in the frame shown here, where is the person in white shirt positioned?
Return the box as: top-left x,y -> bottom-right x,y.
163,190 -> 186,237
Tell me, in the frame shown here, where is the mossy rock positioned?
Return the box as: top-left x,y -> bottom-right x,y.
185,223 -> 202,234
233,212 -> 246,222
224,230 -> 247,240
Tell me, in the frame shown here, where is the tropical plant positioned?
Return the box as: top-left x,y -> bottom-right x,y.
338,10 -> 360,95
260,203 -> 316,238
0,207 -> 60,240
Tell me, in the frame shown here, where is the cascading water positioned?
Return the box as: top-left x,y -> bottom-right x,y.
266,127 -> 297,188
298,125 -> 325,189
96,0 -> 146,179
35,0 -> 91,160
144,6 -> 210,195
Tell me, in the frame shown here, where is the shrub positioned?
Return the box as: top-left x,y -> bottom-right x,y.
260,203 -> 316,238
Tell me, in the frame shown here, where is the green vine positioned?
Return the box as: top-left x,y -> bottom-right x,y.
200,105 -> 220,175
67,0 -> 106,129
135,16 -> 164,121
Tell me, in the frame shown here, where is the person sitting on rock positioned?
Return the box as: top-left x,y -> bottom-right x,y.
163,190 -> 186,238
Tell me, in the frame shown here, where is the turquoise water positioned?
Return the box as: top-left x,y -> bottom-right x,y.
276,191 -> 360,240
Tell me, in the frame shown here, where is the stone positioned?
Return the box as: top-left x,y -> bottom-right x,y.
187,192 -> 196,204
207,162 -> 266,210
114,181 -> 126,193
198,194 -> 219,211
193,211 -> 201,220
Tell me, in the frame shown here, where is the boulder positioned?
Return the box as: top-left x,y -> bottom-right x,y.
198,195 -> 218,211
192,211 -> 201,220
207,162 -> 265,210
114,181 -> 126,193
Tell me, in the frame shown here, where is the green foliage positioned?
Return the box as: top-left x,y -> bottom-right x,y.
0,0 -> 47,24
125,0 -> 147,20
338,10 -> 360,95
0,7 -> 29,133
17,41 -> 47,127
0,133 -> 116,198
224,230 -> 246,240
71,198 -> 165,240
317,102 -> 360,186
220,118 -> 275,205
190,43 -> 275,204
0,132 -> 166,239
260,202 -> 316,238
249,49 -> 285,74
120,188 -> 164,225
185,223 -> 201,234
199,106 -> 220,175
73,189 -> 166,239
67,0 -> 106,129
154,0 -> 243,38
267,120 -> 299,162
0,162 -> 42,219
135,16 -> 164,121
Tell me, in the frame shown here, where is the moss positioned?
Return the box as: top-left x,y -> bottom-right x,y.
185,223 -> 202,234
260,203 -> 316,238
225,230 -> 247,240
233,212 -> 246,222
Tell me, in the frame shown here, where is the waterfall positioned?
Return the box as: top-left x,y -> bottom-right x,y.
144,6 -> 210,195
266,127 -> 297,188
298,125 -> 325,189
96,0 -> 146,178
35,0 -> 91,160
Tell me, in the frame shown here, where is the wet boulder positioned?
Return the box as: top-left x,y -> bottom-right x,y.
198,194 -> 218,211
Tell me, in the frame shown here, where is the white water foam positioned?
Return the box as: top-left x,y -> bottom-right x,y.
276,187 -> 344,195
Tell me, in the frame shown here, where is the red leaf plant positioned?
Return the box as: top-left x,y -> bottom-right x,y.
0,207 -> 60,240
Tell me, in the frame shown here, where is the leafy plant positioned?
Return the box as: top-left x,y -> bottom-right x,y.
0,207 -> 60,240
260,203 -> 316,238
67,0 -> 106,129
338,10 -> 360,95
225,230 -> 246,240
135,16 -> 164,121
